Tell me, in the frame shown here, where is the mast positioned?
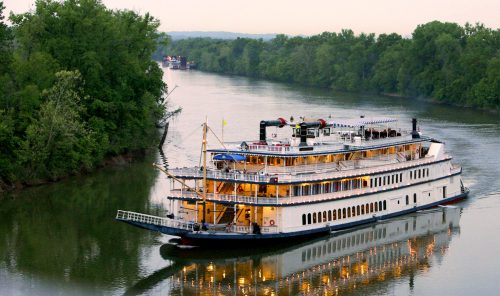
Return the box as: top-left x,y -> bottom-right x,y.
202,118 -> 208,223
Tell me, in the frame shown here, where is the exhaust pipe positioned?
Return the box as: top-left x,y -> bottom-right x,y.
412,118 -> 420,139
259,118 -> 287,144
298,119 -> 326,147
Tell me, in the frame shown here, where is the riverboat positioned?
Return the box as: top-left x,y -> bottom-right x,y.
116,116 -> 468,246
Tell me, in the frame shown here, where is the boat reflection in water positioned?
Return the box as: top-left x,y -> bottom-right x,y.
134,207 -> 461,295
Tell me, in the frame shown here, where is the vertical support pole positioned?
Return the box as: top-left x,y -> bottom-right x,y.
233,204 -> 236,225
202,120 -> 208,224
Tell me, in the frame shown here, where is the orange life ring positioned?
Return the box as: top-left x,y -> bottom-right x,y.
269,220 -> 275,226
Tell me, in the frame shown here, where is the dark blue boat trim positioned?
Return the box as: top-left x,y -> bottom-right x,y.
118,190 -> 468,242
167,171 -> 462,207
118,220 -> 191,236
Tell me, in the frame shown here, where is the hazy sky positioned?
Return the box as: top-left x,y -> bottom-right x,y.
3,0 -> 500,36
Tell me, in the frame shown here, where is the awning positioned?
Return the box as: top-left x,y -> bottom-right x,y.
213,153 -> 246,161
329,117 -> 397,128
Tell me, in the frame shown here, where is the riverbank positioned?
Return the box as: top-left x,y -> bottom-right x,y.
166,22 -> 500,110
0,149 -> 150,194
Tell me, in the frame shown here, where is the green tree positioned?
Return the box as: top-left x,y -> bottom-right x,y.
1,0 -> 167,186
22,70 -> 94,180
167,21 -> 499,110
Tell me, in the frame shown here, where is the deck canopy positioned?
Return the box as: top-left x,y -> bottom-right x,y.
329,117 -> 397,128
213,153 -> 246,161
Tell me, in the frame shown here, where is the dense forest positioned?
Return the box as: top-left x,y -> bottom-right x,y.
0,0 -> 166,188
166,21 -> 500,110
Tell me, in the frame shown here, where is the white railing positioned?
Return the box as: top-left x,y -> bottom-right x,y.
247,144 -> 291,153
117,210 -> 278,234
116,210 -> 195,231
169,187 -> 388,205
170,155 -> 449,184
222,133 -> 416,154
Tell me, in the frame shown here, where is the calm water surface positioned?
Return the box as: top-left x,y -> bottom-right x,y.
1,69 -> 499,295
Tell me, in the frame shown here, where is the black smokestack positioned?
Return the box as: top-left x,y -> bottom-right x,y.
259,118 -> 287,144
412,118 -> 420,139
299,122 -> 308,146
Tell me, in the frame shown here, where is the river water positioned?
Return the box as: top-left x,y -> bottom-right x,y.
1,69 -> 499,295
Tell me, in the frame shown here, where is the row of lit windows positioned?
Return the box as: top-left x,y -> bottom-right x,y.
293,179 -> 364,196
291,166 -> 434,197
410,167 -> 430,180
370,173 -> 403,188
301,200 -> 388,225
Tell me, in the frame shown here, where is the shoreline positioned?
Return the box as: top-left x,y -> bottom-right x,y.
0,149 -> 149,194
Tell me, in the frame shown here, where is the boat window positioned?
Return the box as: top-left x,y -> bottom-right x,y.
333,210 -> 336,220
400,173 -> 403,182
383,200 -> 387,210
357,205 -> 360,216
413,193 -> 417,203
443,186 -> 446,199
375,202 -> 378,212
427,168 -> 429,177
378,177 -> 382,186
323,128 -> 331,136
293,186 -> 300,196
328,210 -> 332,221
379,201 -> 383,211
347,208 -> 351,218
352,206 -> 356,217
406,195 -> 409,205
370,203 -> 374,212
302,214 -> 306,225
383,177 -> 386,186
308,213 -> 312,224
323,211 -> 327,222
343,208 -> 346,219
313,213 -> 317,223
370,179 -> 373,188
392,175 -> 395,184
418,169 -> 421,178
307,129 -> 315,136
361,204 -> 365,215
366,203 -> 370,213
410,171 -> 413,180
338,209 -> 341,219
318,212 -> 322,222
374,178 -> 377,187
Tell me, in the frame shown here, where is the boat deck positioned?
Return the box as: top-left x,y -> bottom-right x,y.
210,134 -> 429,156
169,154 -> 450,184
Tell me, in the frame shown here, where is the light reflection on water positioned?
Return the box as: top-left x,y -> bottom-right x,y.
132,207 -> 461,296
1,68 -> 499,295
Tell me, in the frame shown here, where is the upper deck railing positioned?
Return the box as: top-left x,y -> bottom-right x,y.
216,132 -> 420,155
170,154 -> 448,184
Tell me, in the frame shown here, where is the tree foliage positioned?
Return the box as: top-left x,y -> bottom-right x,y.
0,0 -> 166,185
167,21 -> 500,109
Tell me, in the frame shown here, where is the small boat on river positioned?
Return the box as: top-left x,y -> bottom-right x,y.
116,116 -> 468,246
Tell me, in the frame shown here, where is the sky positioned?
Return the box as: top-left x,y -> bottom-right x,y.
3,0 -> 500,36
